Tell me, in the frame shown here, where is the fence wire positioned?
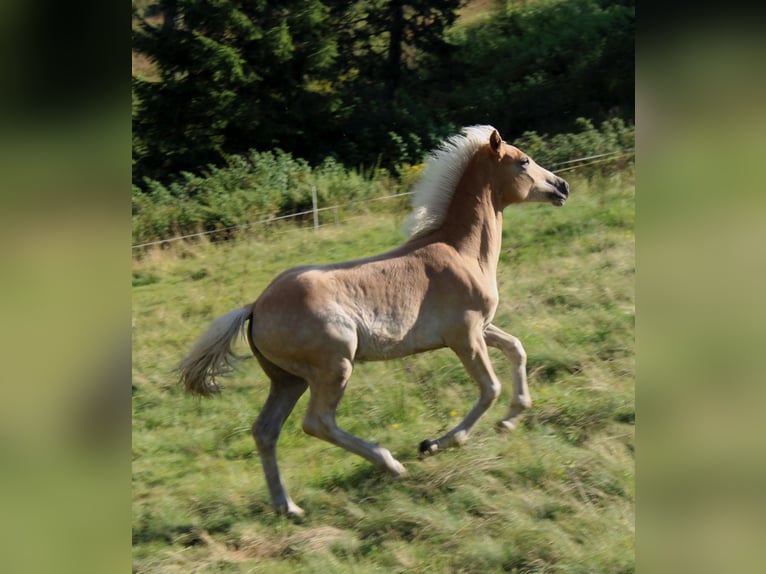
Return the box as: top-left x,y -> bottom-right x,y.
132,149 -> 633,250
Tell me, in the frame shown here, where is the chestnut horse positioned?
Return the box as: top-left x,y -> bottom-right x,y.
178,126 -> 569,516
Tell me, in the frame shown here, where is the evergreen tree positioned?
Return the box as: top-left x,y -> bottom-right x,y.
132,1 -> 633,185
325,0 -> 462,167
133,0 -> 339,184
328,0 -> 460,102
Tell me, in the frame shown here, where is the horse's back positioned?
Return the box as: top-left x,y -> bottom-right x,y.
249,242 -> 492,374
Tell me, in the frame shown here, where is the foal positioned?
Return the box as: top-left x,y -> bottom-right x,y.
178,126 -> 569,516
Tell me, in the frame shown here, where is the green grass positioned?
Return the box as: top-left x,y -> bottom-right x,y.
132,167 -> 634,572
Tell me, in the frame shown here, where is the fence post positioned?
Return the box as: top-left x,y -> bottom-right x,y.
311,186 -> 319,231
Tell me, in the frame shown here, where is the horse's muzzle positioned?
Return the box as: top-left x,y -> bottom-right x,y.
552,177 -> 569,206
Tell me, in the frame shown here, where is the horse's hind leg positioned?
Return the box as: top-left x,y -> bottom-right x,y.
484,323 -> 531,432
302,357 -> 407,477
252,362 -> 308,517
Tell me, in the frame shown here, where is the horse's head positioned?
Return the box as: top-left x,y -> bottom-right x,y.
487,129 -> 570,207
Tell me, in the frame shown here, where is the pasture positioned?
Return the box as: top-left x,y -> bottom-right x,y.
132,166 -> 634,573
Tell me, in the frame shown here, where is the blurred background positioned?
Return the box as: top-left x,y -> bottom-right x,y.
637,8 -> 766,574
0,0 -> 764,572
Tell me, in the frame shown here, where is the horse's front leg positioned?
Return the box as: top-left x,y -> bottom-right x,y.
483,323 -> 531,432
419,330 -> 501,456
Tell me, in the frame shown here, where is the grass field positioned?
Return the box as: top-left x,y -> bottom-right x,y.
132,166 -> 634,573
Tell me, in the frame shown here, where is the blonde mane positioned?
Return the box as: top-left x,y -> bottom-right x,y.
404,125 -> 496,239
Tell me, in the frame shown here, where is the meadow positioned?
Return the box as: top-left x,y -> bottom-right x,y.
132,166 -> 634,573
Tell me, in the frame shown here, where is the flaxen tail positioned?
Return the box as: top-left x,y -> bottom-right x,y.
177,305 -> 253,396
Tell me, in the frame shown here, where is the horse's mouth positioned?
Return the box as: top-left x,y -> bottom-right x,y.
551,178 -> 569,206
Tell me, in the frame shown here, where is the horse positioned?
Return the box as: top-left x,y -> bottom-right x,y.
177,125 -> 570,517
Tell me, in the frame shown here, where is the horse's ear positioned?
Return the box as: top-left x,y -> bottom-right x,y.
489,129 -> 502,155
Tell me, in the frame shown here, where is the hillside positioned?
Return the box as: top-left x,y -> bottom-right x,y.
132,165 -> 635,572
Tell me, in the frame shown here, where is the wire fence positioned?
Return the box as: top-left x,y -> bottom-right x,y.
549,149 -> 634,173
131,149 -> 633,250
547,149 -> 632,169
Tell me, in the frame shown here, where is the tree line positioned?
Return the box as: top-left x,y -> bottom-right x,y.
132,0 -> 634,187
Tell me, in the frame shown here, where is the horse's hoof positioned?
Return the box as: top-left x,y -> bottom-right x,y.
495,420 -> 517,433
286,504 -> 305,519
276,500 -> 305,519
390,463 -> 408,478
418,439 -> 438,458
382,456 -> 408,477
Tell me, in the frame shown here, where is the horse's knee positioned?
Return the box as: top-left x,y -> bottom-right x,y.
482,380 -> 502,406
516,343 -> 527,364
508,338 -> 527,364
472,380 -> 501,412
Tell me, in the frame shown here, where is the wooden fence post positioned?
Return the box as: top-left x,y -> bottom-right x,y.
311,186 -> 319,231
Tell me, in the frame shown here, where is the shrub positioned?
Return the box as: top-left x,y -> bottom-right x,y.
514,117 -> 635,172
132,150 -> 394,246
132,120 -> 633,247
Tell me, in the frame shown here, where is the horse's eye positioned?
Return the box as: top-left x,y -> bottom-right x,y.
520,157 -> 530,167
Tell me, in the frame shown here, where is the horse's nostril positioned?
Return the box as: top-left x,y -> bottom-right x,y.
559,179 -> 570,196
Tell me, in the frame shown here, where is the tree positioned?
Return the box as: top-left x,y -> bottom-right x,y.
132,0 -> 634,185
438,0 -> 635,137
324,0 -> 462,167
132,0 -> 339,184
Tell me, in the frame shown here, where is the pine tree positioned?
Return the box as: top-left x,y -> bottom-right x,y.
324,0 -> 462,167
133,1 -> 339,184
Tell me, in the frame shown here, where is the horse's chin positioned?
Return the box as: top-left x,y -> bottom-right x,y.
552,196 -> 567,207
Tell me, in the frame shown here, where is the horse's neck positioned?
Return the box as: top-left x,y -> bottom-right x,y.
440,162 -> 504,272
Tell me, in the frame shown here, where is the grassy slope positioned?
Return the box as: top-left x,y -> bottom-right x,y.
132,167 -> 634,573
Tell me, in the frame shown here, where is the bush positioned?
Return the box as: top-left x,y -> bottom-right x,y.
132,119 -> 633,247
514,117 -> 635,172
441,0 -> 634,138
132,150 -> 393,246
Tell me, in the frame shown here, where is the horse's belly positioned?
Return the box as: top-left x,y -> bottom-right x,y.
354,340 -> 445,361
353,313 -> 444,361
